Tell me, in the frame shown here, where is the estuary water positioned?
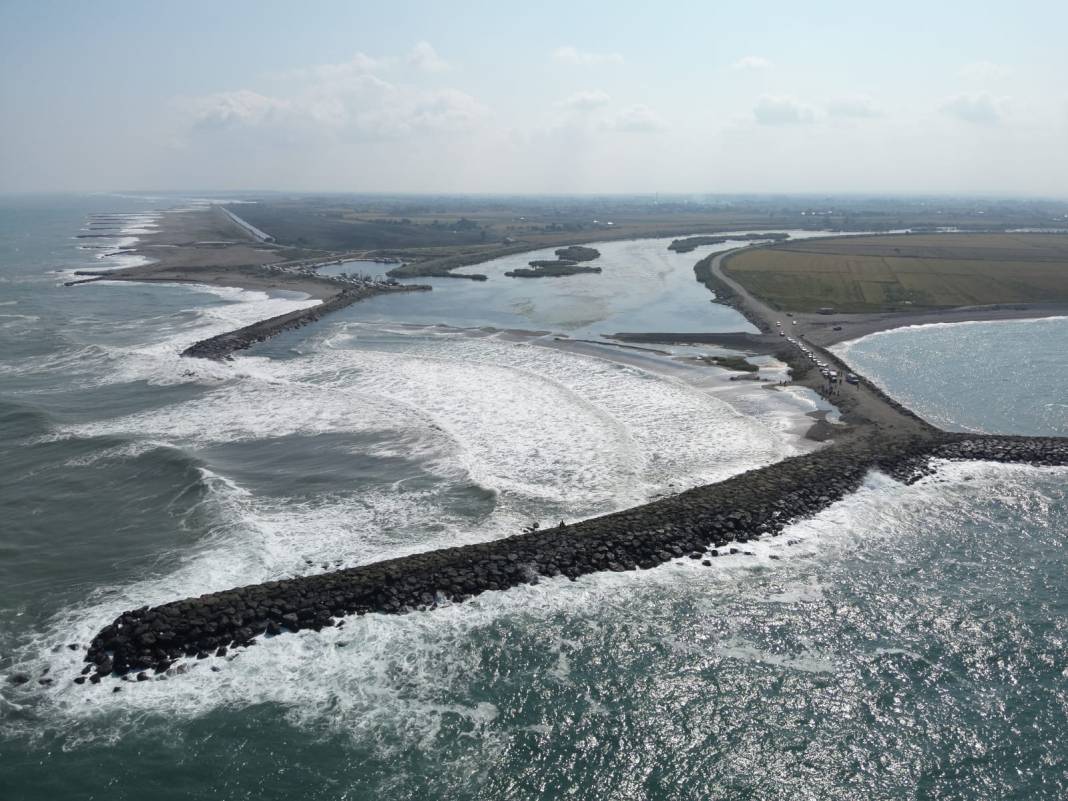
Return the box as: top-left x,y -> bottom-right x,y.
1,196 -> 1065,801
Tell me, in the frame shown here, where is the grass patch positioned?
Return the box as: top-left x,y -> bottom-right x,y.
724,233 -> 1068,312
702,355 -> 758,372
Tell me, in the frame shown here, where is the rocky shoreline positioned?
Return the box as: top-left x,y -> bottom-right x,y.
77,432 -> 1067,683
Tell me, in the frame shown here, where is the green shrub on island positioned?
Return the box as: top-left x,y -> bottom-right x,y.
669,233 -> 790,253
528,259 -> 578,268
554,245 -> 601,262
705,355 -> 759,372
506,248 -> 603,277
506,263 -> 603,278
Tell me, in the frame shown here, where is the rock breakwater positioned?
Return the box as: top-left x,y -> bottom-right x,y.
182,283 -> 429,360
78,433 -> 1068,683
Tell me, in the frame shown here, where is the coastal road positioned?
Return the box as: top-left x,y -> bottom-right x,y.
707,250 -> 935,437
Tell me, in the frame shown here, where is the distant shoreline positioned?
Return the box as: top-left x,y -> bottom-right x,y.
68,208 -> 431,358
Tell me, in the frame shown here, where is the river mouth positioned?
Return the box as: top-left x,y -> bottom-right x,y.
3,201 -> 1068,800
339,231 -> 846,338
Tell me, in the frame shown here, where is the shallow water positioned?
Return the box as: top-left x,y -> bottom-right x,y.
341,230 -> 837,337
1,197 -> 1066,800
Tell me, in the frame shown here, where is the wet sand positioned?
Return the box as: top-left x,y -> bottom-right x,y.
80,265 -> 344,301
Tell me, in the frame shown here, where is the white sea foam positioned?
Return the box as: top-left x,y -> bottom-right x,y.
95,285 -> 319,386
61,439 -> 175,467
0,312 -> 40,330
64,210 -> 162,275
3,284 -> 318,390
62,324 -> 799,520
715,636 -> 837,674
15,458 -> 1063,755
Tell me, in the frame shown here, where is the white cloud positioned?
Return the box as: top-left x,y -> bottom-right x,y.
185,90 -> 291,129
408,41 -> 449,72
562,90 -> 611,110
397,87 -> 487,133
753,95 -> 816,125
552,46 -> 624,66
607,104 -> 665,132
941,92 -> 1005,124
287,52 -> 382,81
732,56 -> 772,71
178,52 -> 489,144
827,95 -> 882,119
958,61 -> 1012,81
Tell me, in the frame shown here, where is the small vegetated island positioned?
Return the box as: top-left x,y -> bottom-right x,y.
505,245 -> 602,278
669,232 -> 790,253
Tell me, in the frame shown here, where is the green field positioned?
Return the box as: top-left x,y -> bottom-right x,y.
724,233 -> 1068,312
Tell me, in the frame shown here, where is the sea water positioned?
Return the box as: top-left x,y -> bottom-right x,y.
1,197 -> 1065,800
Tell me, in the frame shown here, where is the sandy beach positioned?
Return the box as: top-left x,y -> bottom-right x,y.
75,206 -> 345,300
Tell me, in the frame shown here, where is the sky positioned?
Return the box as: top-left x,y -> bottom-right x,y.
2,0 -> 1067,196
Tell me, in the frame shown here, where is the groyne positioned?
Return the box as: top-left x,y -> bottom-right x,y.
181,283 -> 429,360
79,433 -> 1068,682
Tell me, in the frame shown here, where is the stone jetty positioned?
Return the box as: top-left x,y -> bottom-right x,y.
182,283 -> 429,360
80,432 -> 1068,682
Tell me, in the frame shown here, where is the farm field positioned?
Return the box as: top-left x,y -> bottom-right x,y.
724,233 -> 1068,312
